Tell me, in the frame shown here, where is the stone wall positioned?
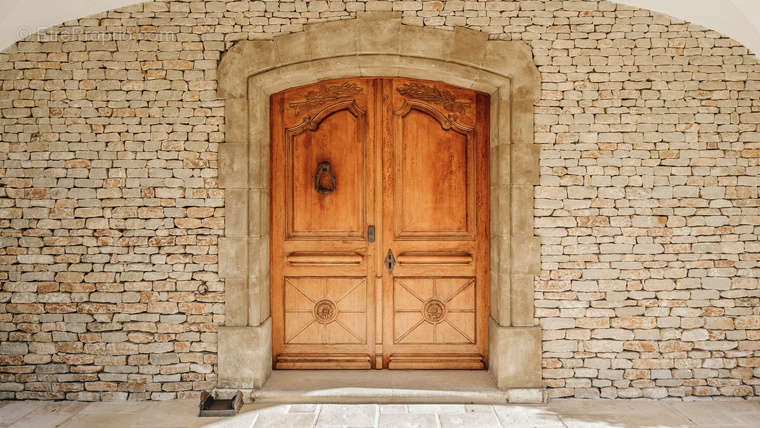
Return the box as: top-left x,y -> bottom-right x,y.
0,0 -> 758,400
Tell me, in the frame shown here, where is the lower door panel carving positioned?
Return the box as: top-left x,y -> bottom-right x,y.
393,277 -> 476,345
284,277 -> 367,345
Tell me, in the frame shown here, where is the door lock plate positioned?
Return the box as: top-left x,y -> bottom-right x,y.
385,249 -> 395,274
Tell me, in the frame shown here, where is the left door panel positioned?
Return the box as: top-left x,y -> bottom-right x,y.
271,79 -> 378,369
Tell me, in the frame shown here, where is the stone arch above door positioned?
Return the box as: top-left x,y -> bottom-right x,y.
215,12 -> 542,397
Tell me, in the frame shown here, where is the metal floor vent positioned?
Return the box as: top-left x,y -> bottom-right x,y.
199,390 -> 243,417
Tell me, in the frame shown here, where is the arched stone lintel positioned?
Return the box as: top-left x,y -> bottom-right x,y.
216,13 -> 542,396
218,13 -> 540,104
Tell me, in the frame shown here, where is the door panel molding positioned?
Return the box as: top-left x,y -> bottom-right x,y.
393,102 -> 477,240
285,100 -> 368,240
396,252 -> 473,265
393,100 -> 474,132
287,252 -> 364,265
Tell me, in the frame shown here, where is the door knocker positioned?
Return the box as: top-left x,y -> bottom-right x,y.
314,161 -> 336,194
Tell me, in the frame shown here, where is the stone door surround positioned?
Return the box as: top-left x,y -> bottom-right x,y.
215,12 -> 542,394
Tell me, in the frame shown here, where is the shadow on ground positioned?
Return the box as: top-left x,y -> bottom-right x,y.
1,397 -> 759,428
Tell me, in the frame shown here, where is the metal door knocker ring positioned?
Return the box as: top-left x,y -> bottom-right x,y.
314,161 -> 336,194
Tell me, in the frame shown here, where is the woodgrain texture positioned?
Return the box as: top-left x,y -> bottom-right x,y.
271,78 -> 378,369
382,79 -> 490,369
271,77 -> 489,369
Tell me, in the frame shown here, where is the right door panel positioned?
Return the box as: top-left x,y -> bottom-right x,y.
381,78 -> 490,369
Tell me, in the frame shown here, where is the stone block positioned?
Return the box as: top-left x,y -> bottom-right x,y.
358,54 -> 402,78
511,184 -> 534,237
510,273 -> 535,326
273,31 -> 312,65
507,388 -> 545,404
224,188 -> 248,238
484,41 -> 540,100
490,266 -> 508,326
398,25 -> 450,61
218,321 -> 272,389
493,143 -> 510,186
491,186 -> 511,236
511,237 -> 539,275
225,98 -> 247,146
218,143 -> 248,189
218,238 -> 247,280
225,279 -> 248,327
448,27 -> 488,68
218,41 -> 276,99
356,12 -> 401,54
305,19 -> 358,59
511,144 -> 540,185
511,102 -> 535,148
248,237 -> 270,326
247,189 -> 263,237
489,321 -> 542,389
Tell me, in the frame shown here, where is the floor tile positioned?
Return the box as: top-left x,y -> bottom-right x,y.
198,412 -> 258,428
8,402 -> 88,428
315,405 -> 377,427
289,404 -> 318,413
493,405 -> 565,428
439,412 -> 501,428
0,401 -> 46,427
379,405 -> 408,414
666,401 -> 751,428
76,401 -> 153,417
253,412 -> 316,428
379,413 -> 438,428
465,404 -> 496,413
407,404 -> 465,414
560,419 -> 622,428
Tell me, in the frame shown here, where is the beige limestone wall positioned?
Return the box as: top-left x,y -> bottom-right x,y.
0,0 -> 758,400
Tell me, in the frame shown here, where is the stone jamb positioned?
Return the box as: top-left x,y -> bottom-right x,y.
216,12 -> 542,392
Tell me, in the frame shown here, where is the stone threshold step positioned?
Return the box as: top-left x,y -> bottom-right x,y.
230,370 -> 544,404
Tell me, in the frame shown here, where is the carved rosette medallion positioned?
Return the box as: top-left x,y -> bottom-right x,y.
422,299 -> 447,324
313,299 -> 338,324
396,82 -> 471,119
289,82 -> 363,115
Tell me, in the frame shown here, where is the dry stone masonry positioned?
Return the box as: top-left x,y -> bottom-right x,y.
0,0 -> 758,400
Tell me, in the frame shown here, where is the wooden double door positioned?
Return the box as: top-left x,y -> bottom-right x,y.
270,77 -> 489,369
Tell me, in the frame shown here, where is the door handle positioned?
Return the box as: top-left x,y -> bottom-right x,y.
385,249 -> 396,274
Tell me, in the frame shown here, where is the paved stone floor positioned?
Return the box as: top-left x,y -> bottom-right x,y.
1,399 -> 759,428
